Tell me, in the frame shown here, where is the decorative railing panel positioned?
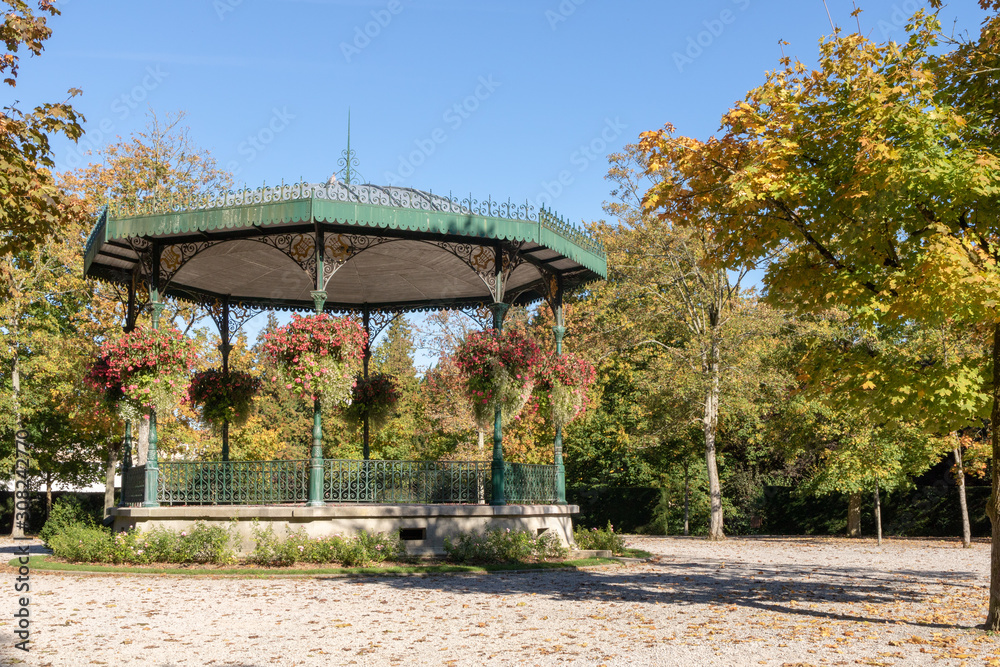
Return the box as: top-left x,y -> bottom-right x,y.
127,459 -> 558,506
504,462 -> 558,504
157,460 -> 309,505
325,460 -> 492,504
121,465 -> 146,507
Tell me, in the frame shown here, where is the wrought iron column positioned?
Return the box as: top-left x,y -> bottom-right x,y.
490,301 -> 510,506
552,307 -> 567,505
220,296 -> 231,462
362,308 -> 371,461
307,230 -> 327,507
143,245 -> 162,508
118,421 -> 133,508
122,268 -> 137,506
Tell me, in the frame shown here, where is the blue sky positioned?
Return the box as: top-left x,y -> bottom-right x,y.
13,0 -> 990,360
19,0 -> 988,227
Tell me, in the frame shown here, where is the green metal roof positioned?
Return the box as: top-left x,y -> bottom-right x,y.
83,182 -> 607,313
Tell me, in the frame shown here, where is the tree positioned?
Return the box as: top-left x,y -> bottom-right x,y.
0,196 -> 118,532
639,6 -> 1000,624
61,110 -> 233,469
370,317 -> 427,460
1,0 -> 84,256
588,147 -> 786,540
419,310 -> 487,455
247,312 -> 312,460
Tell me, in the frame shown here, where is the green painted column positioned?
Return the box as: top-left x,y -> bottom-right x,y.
143,298 -> 164,508
307,289 -> 327,507
307,397 -> 325,506
143,412 -> 159,507
552,324 -> 567,505
362,308 -> 371,461
490,302 -> 510,506
220,297 -> 231,463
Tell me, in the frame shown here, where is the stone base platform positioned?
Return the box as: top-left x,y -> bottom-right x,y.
111,504 -> 579,556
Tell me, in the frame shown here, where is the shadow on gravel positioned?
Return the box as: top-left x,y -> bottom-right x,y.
327,556 -> 980,631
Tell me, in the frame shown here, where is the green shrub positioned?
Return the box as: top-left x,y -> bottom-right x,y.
534,531 -> 569,560
141,526 -> 183,562
48,523 -> 112,562
47,518 -> 402,568
40,496 -> 97,546
443,527 -> 567,564
353,530 -> 405,565
248,523 -> 406,567
574,521 -> 627,554
248,522 -> 303,566
107,529 -> 156,564
173,521 -> 237,564
48,521 -> 235,566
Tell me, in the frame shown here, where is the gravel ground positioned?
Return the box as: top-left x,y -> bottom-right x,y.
0,535 -> 997,666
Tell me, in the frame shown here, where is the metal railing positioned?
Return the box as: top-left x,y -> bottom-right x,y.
324,459 -> 492,504
121,464 -> 146,507
119,459 -> 557,506
158,460 -> 309,505
505,462 -> 559,504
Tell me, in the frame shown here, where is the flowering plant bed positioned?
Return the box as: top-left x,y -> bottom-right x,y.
188,369 -> 262,428
261,313 -> 366,407
344,372 -> 400,430
86,326 -> 199,421
537,351 -> 596,427
455,328 -> 542,428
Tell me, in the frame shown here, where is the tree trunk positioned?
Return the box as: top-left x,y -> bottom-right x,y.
477,429 -> 484,454
847,492 -> 862,537
874,484 -> 882,547
683,459 -> 690,537
954,442 -> 972,548
45,474 -> 53,520
985,322 -> 1000,630
704,339 -> 724,541
104,443 -> 118,518
9,353 -> 24,539
135,416 -> 150,466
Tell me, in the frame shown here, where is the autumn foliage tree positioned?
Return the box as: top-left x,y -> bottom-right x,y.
639,5 -> 1000,626
589,147 -> 787,540
1,0 -> 84,256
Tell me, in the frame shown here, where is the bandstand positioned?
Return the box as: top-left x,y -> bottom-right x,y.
83,179 -> 607,555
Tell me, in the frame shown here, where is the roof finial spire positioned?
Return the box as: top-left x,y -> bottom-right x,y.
334,109 -> 364,186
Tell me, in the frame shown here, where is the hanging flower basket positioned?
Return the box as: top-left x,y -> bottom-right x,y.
85,353 -> 126,412
537,352 -> 596,427
344,372 -> 400,430
261,313 -> 366,407
188,368 -> 262,429
455,328 -> 542,430
86,326 -> 199,422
